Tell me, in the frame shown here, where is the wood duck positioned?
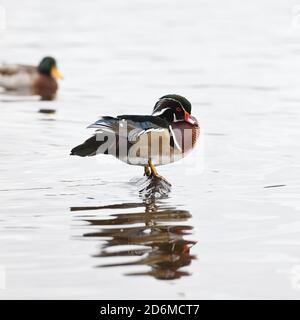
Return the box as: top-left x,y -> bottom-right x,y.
0,56 -> 63,100
71,94 -> 199,181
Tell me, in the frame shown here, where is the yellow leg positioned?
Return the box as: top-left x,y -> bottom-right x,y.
148,159 -> 159,177
147,159 -> 171,186
144,165 -> 151,176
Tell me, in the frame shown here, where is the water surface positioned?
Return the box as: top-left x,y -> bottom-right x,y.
0,0 -> 300,299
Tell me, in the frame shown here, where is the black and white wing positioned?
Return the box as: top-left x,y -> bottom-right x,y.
70,115 -> 179,158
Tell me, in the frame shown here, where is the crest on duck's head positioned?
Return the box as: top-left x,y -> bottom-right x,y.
152,94 -> 192,116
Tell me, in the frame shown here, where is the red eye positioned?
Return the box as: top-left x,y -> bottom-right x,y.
176,107 -> 181,112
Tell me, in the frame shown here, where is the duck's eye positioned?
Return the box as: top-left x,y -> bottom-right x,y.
176,107 -> 181,112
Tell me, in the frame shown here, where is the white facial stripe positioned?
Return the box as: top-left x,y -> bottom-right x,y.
173,113 -> 185,122
160,97 -> 187,114
152,107 -> 171,116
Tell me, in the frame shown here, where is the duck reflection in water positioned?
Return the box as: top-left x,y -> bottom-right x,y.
71,201 -> 196,280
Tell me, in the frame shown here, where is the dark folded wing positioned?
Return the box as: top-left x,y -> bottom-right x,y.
117,115 -> 169,129
0,64 -> 37,76
70,115 -> 171,157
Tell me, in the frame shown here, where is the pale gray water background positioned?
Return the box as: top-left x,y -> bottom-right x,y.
0,0 -> 300,299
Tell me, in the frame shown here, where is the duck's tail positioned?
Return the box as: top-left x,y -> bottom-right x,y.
70,135 -> 101,157
70,117 -> 120,157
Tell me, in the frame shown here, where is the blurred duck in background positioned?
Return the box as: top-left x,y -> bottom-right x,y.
0,56 -> 63,100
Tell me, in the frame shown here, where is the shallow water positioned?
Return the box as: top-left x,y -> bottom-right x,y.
0,0 -> 300,299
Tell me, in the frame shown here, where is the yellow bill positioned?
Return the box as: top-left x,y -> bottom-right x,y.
51,66 -> 64,80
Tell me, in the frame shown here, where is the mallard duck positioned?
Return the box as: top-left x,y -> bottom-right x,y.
70,94 -> 199,181
0,56 -> 63,100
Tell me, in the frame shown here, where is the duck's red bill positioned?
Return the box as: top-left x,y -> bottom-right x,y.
184,112 -> 195,125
